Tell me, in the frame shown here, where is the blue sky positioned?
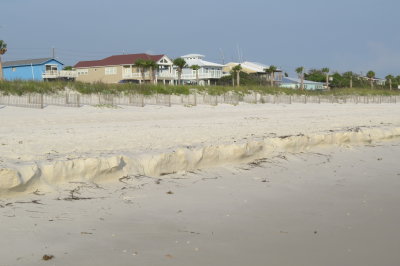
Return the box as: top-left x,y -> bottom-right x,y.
1,0 -> 399,77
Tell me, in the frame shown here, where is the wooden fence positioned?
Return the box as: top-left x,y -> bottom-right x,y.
0,92 -> 398,109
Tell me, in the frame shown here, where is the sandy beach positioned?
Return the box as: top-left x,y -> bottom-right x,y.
1,103 -> 400,265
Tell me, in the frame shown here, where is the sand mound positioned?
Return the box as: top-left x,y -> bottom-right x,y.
1,127 -> 399,195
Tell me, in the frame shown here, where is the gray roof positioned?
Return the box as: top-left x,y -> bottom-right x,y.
2,58 -> 61,67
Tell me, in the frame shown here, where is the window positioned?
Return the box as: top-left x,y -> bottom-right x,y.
78,69 -> 89,75
105,67 -> 117,75
45,64 -> 58,72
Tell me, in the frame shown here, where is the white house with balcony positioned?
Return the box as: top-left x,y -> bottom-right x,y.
179,54 -> 224,85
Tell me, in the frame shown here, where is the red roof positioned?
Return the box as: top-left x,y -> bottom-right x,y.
74,53 -> 165,68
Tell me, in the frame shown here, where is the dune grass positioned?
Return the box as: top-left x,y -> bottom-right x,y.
0,80 -> 399,96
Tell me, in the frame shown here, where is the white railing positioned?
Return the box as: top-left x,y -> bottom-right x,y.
157,71 -> 176,79
122,72 -> 147,79
181,73 -> 223,80
122,72 -> 223,80
123,71 -> 176,79
42,70 -> 77,79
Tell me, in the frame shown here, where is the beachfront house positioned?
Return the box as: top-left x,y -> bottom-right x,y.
224,61 -> 283,85
179,54 -> 224,85
2,58 -> 76,81
280,77 -> 324,90
74,53 -> 175,84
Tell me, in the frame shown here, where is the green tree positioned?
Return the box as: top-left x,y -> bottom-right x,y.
232,64 -> 242,87
304,69 -> 325,83
385,74 -> 394,90
173,58 -> 187,85
366,70 -> 375,89
321,67 -> 330,89
343,71 -> 354,88
0,40 -> 7,80
135,59 -> 148,84
264,65 -> 277,86
190,64 -> 201,85
295,66 -> 305,90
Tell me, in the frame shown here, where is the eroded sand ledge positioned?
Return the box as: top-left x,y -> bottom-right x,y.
2,127 -> 399,194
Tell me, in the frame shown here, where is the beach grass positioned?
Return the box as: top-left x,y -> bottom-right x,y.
0,80 -> 399,96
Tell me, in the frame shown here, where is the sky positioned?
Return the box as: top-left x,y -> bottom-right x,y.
1,0 -> 399,77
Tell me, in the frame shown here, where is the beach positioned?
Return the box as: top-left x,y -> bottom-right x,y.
1,103 -> 400,265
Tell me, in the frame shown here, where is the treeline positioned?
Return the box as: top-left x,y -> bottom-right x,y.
305,69 -> 400,89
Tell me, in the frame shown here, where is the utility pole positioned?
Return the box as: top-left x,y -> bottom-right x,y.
52,47 -> 55,58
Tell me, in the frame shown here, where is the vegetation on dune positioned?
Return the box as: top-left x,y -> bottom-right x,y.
0,80 -> 399,97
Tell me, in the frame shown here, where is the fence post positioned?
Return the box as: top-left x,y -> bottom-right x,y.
40,94 -> 44,109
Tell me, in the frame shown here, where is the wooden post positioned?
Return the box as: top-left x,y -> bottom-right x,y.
40,94 -> 44,109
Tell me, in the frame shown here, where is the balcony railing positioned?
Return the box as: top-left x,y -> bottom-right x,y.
122,71 -> 223,80
42,70 -> 77,79
180,73 -> 223,80
123,71 -> 176,79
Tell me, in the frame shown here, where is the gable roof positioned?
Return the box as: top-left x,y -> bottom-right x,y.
74,53 -> 165,68
181,54 -> 224,68
225,62 -> 282,73
3,58 -> 63,68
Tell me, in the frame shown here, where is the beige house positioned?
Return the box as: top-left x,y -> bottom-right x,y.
74,53 -> 175,84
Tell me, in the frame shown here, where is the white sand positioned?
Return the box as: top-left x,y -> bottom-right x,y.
0,142 -> 399,266
1,103 -> 400,265
0,103 -> 400,193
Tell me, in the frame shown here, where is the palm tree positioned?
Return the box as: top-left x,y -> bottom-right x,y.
0,40 -> 7,81
146,60 -> 158,84
366,70 -> 375,89
190,65 -> 201,85
295,67 -> 305,90
232,64 -> 242,87
135,59 -> 147,84
264,65 -> 277,86
385,75 -> 394,90
230,70 -> 235,86
348,72 -> 353,88
321,67 -> 330,89
173,58 -> 187,85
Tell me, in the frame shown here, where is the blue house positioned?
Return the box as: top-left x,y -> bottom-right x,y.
280,77 -> 324,90
2,58 -> 64,81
